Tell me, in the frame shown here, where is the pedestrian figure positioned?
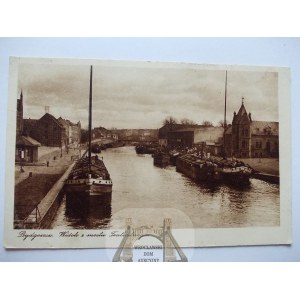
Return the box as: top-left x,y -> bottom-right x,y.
47,161 -> 49,167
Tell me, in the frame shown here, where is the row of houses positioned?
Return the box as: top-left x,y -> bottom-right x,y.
158,101 -> 279,158
15,91 -> 81,163
92,127 -> 119,140
15,90 -> 279,161
23,114 -> 81,147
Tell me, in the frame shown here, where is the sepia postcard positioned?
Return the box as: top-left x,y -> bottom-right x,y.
4,57 -> 291,252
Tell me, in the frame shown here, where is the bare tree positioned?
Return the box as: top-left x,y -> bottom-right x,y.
201,120 -> 213,127
163,116 -> 178,125
218,120 -> 229,127
180,118 -> 197,125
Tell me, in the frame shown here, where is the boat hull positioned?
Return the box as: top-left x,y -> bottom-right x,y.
65,180 -> 112,196
176,155 -> 221,184
153,153 -> 170,167
220,169 -> 251,185
176,154 -> 255,186
65,191 -> 112,226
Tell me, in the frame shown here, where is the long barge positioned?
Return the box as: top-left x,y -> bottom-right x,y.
176,154 -> 252,185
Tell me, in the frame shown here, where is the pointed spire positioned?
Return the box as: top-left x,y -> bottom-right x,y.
20,89 -> 23,100
242,96 -> 244,105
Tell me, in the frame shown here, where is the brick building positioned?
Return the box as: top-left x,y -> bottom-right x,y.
24,113 -> 67,147
224,101 -> 279,158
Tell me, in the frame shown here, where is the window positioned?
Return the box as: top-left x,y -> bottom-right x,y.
256,141 -> 262,149
242,141 -> 247,149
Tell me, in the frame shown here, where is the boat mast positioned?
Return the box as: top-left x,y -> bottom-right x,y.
88,65 -> 93,174
223,70 -> 227,159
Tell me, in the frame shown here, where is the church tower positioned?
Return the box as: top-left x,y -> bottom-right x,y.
231,98 -> 252,158
16,90 -> 24,138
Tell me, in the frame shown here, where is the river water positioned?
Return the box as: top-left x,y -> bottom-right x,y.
51,146 -> 280,229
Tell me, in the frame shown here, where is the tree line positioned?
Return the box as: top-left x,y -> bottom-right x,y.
163,116 -> 228,127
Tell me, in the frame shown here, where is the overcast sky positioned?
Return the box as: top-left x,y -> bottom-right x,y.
17,60 -> 278,129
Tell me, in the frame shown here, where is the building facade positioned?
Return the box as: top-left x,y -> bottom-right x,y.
166,126 -> 223,155
158,124 -> 200,147
15,135 -> 41,163
224,102 -> 279,158
24,113 -> 67,147
58,117 -> 81,145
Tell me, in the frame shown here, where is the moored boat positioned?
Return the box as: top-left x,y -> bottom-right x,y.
176,154 -> 221,183
169,150 -> 181,166
64,66 -> 113,198
91,143 -> 102,153
217,160 -> 252,185
153,151 -> 170,167
135,144 -> 157,155
65,155 -> 112,196
176,154 -> 252,185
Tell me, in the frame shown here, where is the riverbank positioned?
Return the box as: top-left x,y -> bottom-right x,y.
14,147 -> 78,224
241,158 -> 279,176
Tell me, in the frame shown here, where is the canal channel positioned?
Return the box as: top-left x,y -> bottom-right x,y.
50,146 -> 280,229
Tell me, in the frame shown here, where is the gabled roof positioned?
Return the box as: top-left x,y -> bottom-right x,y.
57,117 -> 69,127
251,121 -> 278,135
16,135 -> 41,147
40,113 -> 64,128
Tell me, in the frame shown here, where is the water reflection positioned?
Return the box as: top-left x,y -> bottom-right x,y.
51,146 -> 280,229
63,193 -> 112,229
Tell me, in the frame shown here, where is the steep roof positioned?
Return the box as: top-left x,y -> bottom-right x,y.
16,135 -> 41,147
236,103 -> 247,119
251,121 -> 278,135
57,117 -> 69,127
232,101 -> 252,125
40,113 -> 64,128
